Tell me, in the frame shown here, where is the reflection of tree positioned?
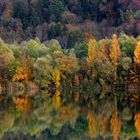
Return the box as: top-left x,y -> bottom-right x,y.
134,113 -> 140,136
34,100 -> 79,135
52,90 -> 61,109
0,111 -> 14,138
110,112 -> 122,140
13,95 -> 31,112
27,119 -> 48,136
87,110 -> 98,138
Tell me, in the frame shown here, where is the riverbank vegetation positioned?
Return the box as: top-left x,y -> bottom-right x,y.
0,33 -> 140,139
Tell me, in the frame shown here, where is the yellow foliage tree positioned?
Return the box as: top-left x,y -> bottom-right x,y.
134,41 -> 140,64
110,112 -> 121,140
59,54 -> 78,73
134,113 -> 140,136
52,69 -> 61,109
52,90 -> 61,109
87,38 -> 97,64
87,111 -> 98,138
110,34 -> 121,65
52,69 -> 61,88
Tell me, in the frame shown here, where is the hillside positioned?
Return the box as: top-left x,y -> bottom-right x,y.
0,0 -> 140,48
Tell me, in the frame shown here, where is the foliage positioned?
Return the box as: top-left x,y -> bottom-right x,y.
27,119 -> 48,136
0,38 -> 15,66
0,111 -> 14,138
74,41 -> 88,59
67,30 -> 85,49
46,39 -> 62,54
8,60 -> 20,78
0,35 -> 139,139
119,34 -> 137,58
87,38 -> 97,64
47,0 -> 66,22
73,116 -> 88,136
0,0 -> 139,46
110,34 -> 121,65
134,40 -> 140,64
48,23 -> 67,39
134,113 -> 140,136
110,112 -> 122,140
13,95 -> 31,112
87,111 -> 98,138
52,69 -> 61,88
59,53 -> 79,74
33,55 -> 53,87
22,39 -> 48,58
52,90 -> 61,109
12,66 -> 31,82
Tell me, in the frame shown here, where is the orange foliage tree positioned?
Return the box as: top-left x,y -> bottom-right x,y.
134,113 -> 140,136
12,66 -> 31,82
98,114 -> 109,136
74,75 -> 80,86
74,91 -> 80,103
97,39 -> 111,60
110,112 -> 121,140
13,96 -> 31,112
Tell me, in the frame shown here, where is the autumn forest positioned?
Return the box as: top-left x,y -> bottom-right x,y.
0,0 -> 140,140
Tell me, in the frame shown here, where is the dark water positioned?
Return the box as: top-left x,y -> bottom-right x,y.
0,86 -> 140,140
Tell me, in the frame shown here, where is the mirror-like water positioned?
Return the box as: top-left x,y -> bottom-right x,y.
0,84 -> 139,140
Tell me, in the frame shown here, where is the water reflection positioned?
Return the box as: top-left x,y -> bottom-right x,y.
0,85 -> 140,140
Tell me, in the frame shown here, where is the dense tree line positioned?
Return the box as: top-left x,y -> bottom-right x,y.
0,0 -> 140,139
0,34 -> 140,139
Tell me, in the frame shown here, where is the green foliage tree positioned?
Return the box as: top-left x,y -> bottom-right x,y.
74,41 -> 88,59
0,111 -> 14,138
33,55 -> 53,88
67,30 -> 85,49
73,116 -> 88,136
80,0 -> 99,20
0,38 -> 15,67
48,23 -> 67,39
119,34 -> 137,58
13,1 -> 29,28
8,60 -> 20,79
22,39 -> 48,58
47,0 -> 66,22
